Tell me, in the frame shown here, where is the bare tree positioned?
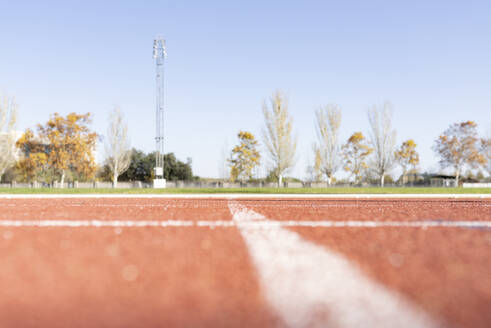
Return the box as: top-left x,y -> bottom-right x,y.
314,104 -> 342,186
484,139 -> 491,176
218,141 -> 230,182
0,95 -> 18,181
304,157 -> 315,183
304,147 -> 321,183
105,107 -> 132,188
483,128 -> 491,175
367,102 -> 397,187
262,91 -> 297,187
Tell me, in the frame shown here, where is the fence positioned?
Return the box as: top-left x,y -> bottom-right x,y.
0,181 -> 307,189
0,181 -> 449,189
2,180 -> 490,189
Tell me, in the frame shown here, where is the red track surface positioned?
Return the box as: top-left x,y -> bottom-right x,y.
0,197 -> 489,327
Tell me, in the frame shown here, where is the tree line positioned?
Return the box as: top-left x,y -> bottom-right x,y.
1,92 -> 489,187
0,96 -> 194,186
228,91 -> 490,186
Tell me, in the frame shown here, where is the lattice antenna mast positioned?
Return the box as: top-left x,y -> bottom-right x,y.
153,37 -> 167,179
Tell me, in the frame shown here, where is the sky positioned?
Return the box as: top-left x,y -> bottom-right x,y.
0,0 -> 490,179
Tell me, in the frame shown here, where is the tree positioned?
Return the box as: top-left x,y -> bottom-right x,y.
218,142 -> 230,182
314,104 -> 342,186
115,149 -> 153,182
367,102 -> 397,187
342,132 -> 373,184
481,137 -> 491,175
114,150 -> 194,182
24,113 -> 97,186
305,147 -> 324,183
394,139 -> 419,184
163,153 -> 194,181
433,121 -> 486,185
16,129 -> 48,182
0,95 -> 18,181
105,107 -> 132,188
312,146 -> 323,181
304,162 -> 315,184
262,90 -> 297,187
228,131 -> 261,182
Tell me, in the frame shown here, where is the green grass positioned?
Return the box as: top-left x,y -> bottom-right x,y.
0,187 -> 489,194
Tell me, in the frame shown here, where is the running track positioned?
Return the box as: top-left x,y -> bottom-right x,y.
0,194 -> 489,327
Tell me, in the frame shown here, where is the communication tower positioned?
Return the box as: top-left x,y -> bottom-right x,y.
153,36 -> 167,188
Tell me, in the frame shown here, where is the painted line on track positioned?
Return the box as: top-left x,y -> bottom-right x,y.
228,201 -> 440,328
0,220 -> 194,227
0,219 -> 489,229
2,203 -> 489,208
0,193 -> 489,199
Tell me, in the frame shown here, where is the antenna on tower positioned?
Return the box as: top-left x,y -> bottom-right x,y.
153,36 -> 167,188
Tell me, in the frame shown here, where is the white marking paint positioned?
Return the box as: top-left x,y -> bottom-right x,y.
2,203 -> 234,208
228,201 -> 440,328
0,219 -> 488,229
0,220 -> 194,227
5,203 -> 487,208
0,193 -> 488,199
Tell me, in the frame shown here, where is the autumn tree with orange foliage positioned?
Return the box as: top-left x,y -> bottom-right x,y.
433,121 -> 486,185
17,113 -> 97,185
228,131 -> 261,182
342,132 -> 373,184
395,139 -> 419,184
15,129 -> 48,182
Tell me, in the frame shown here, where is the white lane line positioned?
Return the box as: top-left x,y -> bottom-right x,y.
3,203 -> 488,208
0,193 -> 489,199
0,220 -> 489,228
228,201 -> 440,328
198,220 -> 491,229
2,204 -> 235,208
277,220 -> 491,228
0,220 -> 194,227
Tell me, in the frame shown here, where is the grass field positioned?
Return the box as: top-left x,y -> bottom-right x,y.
0,187 -> 489,194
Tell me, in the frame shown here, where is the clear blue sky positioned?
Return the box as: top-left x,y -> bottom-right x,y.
1,0 -> 490,179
